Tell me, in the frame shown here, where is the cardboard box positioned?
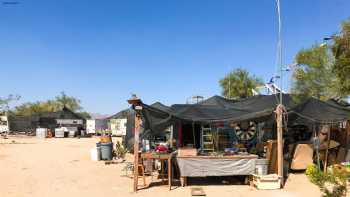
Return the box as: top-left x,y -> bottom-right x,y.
178,148 -> 197,156
252,174 -> 281,190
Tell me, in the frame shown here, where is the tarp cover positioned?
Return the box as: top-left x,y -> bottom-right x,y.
141,94 -> 294,134
177,157 -> 256,176
289,97 -> 350,124
140,94 -> 350,135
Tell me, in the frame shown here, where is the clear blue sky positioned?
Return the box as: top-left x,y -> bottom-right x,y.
1,0 -> 349,114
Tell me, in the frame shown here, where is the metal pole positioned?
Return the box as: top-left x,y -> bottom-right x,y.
276,0 -> 283,104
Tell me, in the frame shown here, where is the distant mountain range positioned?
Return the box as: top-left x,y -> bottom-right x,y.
89,113 -> 112,120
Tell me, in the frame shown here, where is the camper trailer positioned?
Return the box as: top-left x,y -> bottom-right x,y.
0,114 -> 9,133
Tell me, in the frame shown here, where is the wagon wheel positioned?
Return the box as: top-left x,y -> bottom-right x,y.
235,121 -> 256,141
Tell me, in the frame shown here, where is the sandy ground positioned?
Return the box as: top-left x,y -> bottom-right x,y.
0,136 -> 322,197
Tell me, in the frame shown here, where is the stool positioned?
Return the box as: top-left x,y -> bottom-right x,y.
137,164 -> 146,186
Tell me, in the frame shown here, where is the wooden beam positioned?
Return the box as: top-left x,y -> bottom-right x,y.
168,156 -> 172,190
324,125 -> 331,173
133,111 -> 142,192
275,105 -> 283,186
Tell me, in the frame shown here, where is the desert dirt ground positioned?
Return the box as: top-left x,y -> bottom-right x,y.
0,136 -> 322,197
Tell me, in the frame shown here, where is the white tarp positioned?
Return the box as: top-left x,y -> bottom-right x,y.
177,158 -> 256,177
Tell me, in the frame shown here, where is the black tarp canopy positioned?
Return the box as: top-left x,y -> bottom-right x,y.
139,94 -> 350,136
289,97 -> 350,125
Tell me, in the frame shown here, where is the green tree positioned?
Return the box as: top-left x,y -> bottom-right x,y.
54,91 -> 82,112
332,18 -> 350,96
14,92 -> 86,116
219,68 -> 263,99
76,111 -> 91,119
14,101 -> 51,116
292,45 -> 338,100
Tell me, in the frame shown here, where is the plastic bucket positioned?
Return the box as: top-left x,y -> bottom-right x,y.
100,142 -> 113,160
90,147 -> 101,161
100,136 -> 112,143
255,159 -> 269,175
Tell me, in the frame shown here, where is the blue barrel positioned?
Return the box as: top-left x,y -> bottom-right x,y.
100,142 -> 113,160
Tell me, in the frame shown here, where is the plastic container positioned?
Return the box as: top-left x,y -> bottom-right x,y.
255,159 -> 269,175
55,128 -> 65,138
68,130 -> 76,138
100,135 -> 112,143
90,147 -> 101,161
80,130 -> 86,137
36,128 -> 47,139
100,142 -> 113,160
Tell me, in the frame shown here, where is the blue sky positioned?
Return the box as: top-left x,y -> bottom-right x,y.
0,0 -> 349,114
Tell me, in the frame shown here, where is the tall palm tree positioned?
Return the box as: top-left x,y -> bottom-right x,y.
219,68 -> 263,99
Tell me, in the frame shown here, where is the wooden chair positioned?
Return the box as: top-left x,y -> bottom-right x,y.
138,152 -> 146,186
137,163 -> 146,186
122,161 -> 146,186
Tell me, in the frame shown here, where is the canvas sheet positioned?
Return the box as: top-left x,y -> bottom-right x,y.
176,158 -> 256,177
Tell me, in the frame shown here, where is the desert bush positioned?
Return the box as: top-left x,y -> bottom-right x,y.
305,165 -> 348,197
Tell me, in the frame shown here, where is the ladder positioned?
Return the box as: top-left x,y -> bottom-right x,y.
201,125 -> 214,152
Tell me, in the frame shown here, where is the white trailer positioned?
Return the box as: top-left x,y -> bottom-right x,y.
0,115 -> 9,133
86,119 -> 108,134
109,118 -> 127,136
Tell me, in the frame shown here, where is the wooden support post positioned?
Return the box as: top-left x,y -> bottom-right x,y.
275,105 -> 283,186
133,112 -> 141,192
324,125 -> 331,173
347,121 -> 350,147
128,95 -> 143,193
168,156 -> 172,191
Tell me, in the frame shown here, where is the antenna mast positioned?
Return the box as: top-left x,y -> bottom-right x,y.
276,0 -> 283,104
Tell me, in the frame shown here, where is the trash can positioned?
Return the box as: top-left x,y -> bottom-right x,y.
100,142 -> 113,160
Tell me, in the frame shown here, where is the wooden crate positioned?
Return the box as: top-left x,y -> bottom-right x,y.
178,148 -> 197,156
252,174 -> 281,190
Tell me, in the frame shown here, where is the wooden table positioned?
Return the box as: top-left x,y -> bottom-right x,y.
141,152 -> 174,190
